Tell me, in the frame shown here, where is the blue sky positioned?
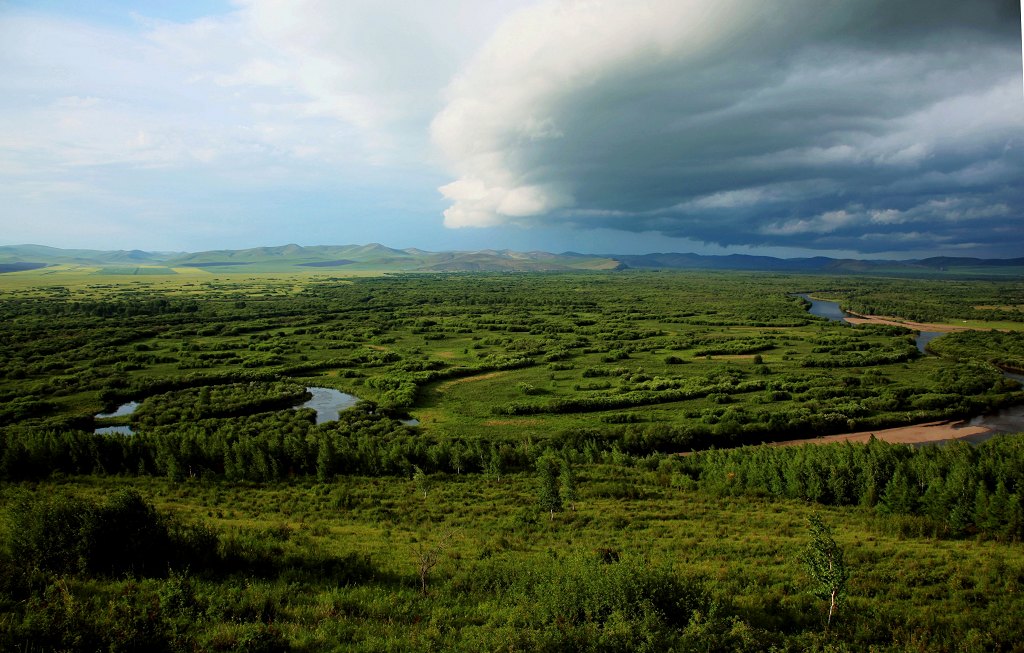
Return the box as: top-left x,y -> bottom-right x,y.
1,0 -> 1021,257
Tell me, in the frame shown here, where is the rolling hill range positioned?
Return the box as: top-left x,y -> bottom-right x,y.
1,243 -> 1023,275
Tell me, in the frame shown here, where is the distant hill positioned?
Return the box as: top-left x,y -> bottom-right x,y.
611,253 -> 1024,275
916,256 -> 1024,269
0,262 -> 48,274
0,244 -> 178,266
1,243 -> 1022,276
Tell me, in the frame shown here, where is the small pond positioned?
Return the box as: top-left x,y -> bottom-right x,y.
95,425 -> 134,436
95,401 -> 139,418
1005,371 -> 1024,385
299,387 -> 360,425
94,402 -> 139,436
93,387 -> 365,434
913,330 -> 945,355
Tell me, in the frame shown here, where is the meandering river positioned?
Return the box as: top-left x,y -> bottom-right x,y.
795,293 -> 849,324
94,386 -> 368,435
799,293 -> 1024,442
797,293 -> 942,353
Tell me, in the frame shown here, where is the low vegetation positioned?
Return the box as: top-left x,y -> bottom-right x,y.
1,268 -> 1022,650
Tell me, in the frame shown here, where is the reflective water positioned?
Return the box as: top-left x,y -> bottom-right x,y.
796,293 -> 849,324
799,292 -> 1024,437
95,402 -> 139,436
914,331 -> 945,355
95,425 -> 134,436
93,387 -> 363,434
798,294 -> 943,354
298,387 -> 359,424
95,401 -> 139,418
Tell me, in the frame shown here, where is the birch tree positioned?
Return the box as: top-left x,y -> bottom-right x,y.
802,513 -> 849,631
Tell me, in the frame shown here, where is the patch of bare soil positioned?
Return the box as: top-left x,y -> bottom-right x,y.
483,418 -> 542,426
767,420 -> 991,447
679,419 -> 996,456
843,312 -> 970,332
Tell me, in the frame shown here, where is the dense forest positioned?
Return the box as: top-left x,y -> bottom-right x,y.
1,269 -> 1023,650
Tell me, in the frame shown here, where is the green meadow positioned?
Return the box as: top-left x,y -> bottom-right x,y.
1,267 -> 1023,650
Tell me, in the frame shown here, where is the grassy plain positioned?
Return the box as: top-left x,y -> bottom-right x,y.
3,267 -> 1021,444
1,267 -> 1024,650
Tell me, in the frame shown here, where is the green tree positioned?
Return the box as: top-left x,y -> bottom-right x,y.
878,468 -> 918,515
316,438 -> 335,483
485,445 -> 502,483
560,457 -> 578,511
413,465 -> 430,499
801,513 -> 849,631
536,451 -> 562,520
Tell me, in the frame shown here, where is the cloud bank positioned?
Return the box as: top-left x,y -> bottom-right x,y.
433,0 -> 1023,254
0,1 -> 523,248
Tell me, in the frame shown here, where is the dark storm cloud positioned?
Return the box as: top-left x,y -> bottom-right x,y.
434,0 -> 1023,255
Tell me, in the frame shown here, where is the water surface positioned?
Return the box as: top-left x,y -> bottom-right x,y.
95,425 -> 134,436
95,401 -> 139,418
299,387 -> 359,424
796,293 -> 849,324
799,292 -> 1024,437
914,331 -> 945,355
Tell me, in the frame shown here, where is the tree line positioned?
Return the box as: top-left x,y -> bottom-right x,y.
672,434 -> 1024,540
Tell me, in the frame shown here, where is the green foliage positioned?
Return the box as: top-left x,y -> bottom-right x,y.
132,381 -> 310,426
560,457 -> 579,511
9,492 -> 95,574
461,553 -> 712,650
2,268 -> 1024,649
818,278 -> 1024,325
413,465 -> 430,499
801,514 -> 849,629
0,270 -> 1021,499
929,330 -> 1024,373
536,450 -> 563,519
682,434 -> 1024,540
0,468 -> 1023,651
9,489 -> 218,578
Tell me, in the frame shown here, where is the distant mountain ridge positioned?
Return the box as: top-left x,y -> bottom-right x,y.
1,243 -> 1022,275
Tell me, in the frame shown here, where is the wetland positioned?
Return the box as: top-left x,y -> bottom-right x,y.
2,268 -> 1024,651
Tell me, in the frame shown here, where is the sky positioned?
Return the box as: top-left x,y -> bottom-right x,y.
0,0 -> 1022,258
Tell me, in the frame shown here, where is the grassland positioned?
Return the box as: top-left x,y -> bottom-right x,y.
1,267 -> 1023,650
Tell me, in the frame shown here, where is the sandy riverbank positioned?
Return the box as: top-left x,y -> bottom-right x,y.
764,419 -> 991,448
842,312 -> 969,332
678,419 -> 994,455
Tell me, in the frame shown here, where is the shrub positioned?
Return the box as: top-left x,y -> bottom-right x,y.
9,492 -> 95,574
9,489 -> 220,578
